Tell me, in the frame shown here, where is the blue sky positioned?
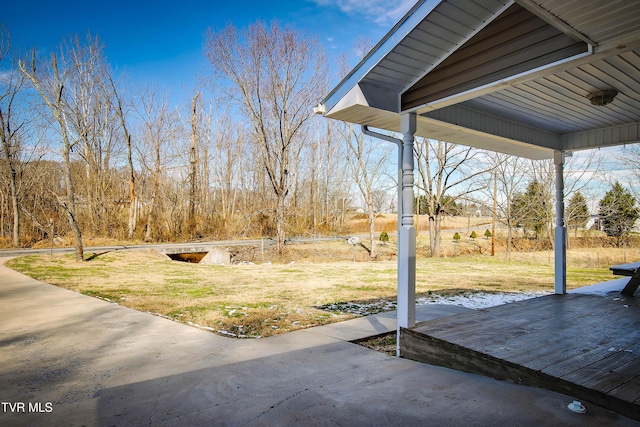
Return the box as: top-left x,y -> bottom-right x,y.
3,0 -> 415,103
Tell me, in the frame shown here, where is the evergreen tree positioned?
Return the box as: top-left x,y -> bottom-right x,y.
442,194 -> 462,216
598,182 -> 639,247
510,180 -> 551,238
567,191 -> 590,235
415,195 -> 428,215
415,194 -> 462,216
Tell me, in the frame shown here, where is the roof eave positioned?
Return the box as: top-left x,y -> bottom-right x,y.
321,0 -> 441,113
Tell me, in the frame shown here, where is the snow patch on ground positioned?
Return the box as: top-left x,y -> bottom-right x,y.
320,291 -> 552,316
417,291 -> 552,309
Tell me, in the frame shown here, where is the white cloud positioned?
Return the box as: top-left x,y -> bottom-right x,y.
0,69 -> 18,84
311,0 -> 416,25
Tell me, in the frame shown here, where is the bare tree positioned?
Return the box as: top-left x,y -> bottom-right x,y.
62,36 -> 126,237
209,110 -> 247,235
198,98 -> 213,234
134,84 -> 181,242
306,129 -> 342,233
187,92 -> 201,238
109,75 -> 137,239
0,30 -> 27,246
490,154 -> 530,260
530,160 -> 557,248
19,47 -> 85,260
204,21 -> 327,253
321,122 -> 350,231
562,150 -> 604,247
618,145 -> 640,200
339,123 -> 390,258
414,138 -> 491,257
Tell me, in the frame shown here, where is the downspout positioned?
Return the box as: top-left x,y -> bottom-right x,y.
361,125 -> 404,358
361,125 -> 403,234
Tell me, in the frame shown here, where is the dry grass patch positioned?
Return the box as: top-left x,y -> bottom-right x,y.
6,246 -> 624,338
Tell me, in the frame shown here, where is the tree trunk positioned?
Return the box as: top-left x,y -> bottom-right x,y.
19,52 -> 84,261
9,169 -> 19,246
62,141 -> 84,261
433,214 -> 442,257
128,179 -> 137,239
0,90 -> 22,247
429,217 -> 436,257
108,75 -> 137,240
275,193 -> 286,253
367,201 -> 377,259
506,223 -> 513,262
188,92 -> 199,238
145,144 -> 161,242
310,146 -> 317,229
144,192 -> 156,242
125,125 -> 136,240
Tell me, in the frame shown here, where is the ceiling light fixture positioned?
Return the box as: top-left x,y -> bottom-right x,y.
587,89 -> 618,106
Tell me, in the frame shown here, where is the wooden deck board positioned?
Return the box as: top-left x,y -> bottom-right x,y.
610,376 -> 640,403
504,309 -> 640,370
581,352 -> 640,392
401,292 -> 640,421
559,344 -> 640,387
418,295 -> 611,347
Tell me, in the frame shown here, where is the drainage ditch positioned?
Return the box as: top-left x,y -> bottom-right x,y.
167,252 -> 208,263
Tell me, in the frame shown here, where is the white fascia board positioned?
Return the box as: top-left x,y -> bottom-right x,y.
562,122 -> 640,152
422,104 -> 562,151
416,115 -> 556,160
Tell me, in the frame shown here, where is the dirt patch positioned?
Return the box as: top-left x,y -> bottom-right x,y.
354,332 -> 397,356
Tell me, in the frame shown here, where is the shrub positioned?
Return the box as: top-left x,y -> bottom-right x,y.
379,231 -> 389,242
453,232 -> 460,241
484,229 -> 492,239
470,231 -> 478,240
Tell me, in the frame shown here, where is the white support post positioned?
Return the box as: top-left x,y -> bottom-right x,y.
554,151 -> 567,295
395,134 -> 404,358
396,136 -> 403,244
397,113 -> 417,335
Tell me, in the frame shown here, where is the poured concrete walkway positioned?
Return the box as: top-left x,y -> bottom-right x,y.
0,258 -> 637,426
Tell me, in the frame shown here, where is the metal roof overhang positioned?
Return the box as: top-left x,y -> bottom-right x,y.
321,0 -> 640,160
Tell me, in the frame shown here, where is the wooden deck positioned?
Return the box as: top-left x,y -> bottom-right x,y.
400,291 -> 640,421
